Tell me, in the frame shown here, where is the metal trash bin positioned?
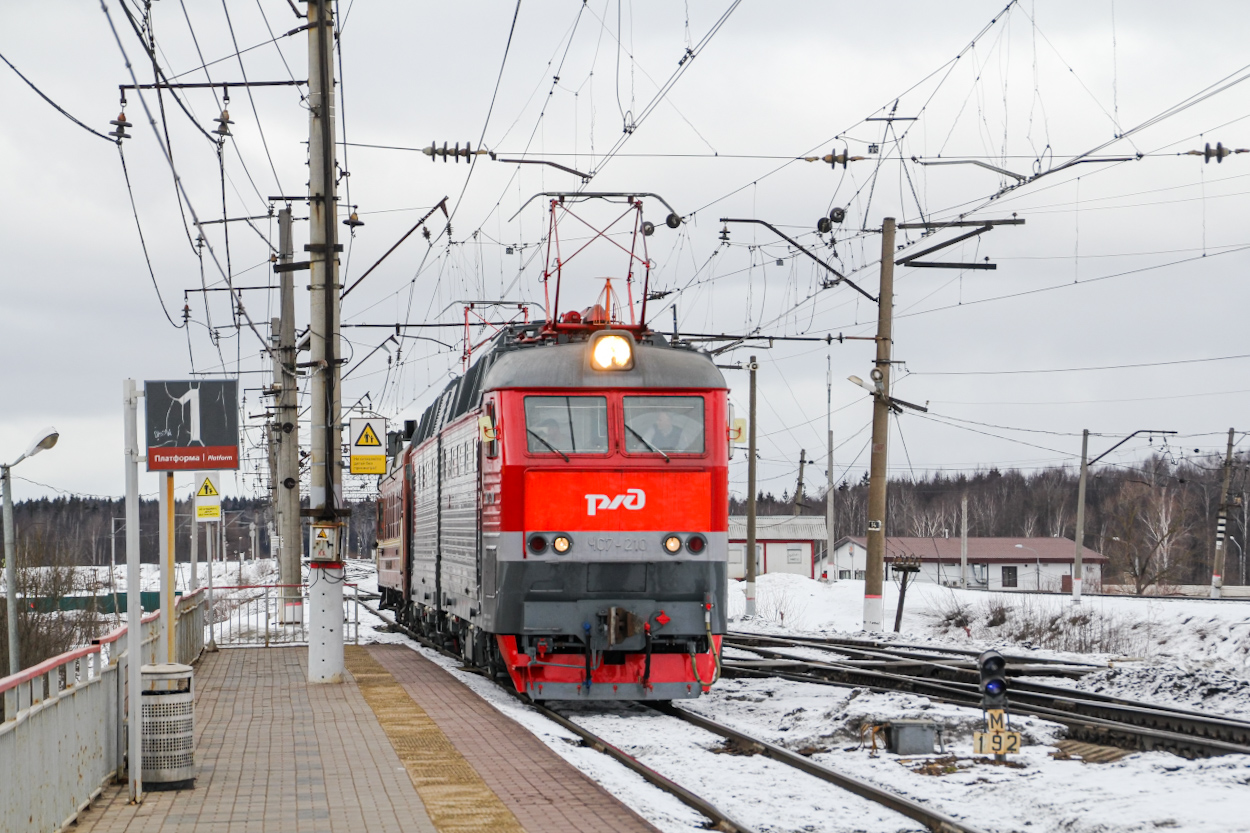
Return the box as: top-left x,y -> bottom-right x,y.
140,663 -> 195,790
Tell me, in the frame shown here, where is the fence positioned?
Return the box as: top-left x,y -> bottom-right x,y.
206,583 -> 362,647
0,587 -> 209,833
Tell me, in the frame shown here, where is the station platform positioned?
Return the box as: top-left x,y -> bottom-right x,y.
75,645 -> 658,833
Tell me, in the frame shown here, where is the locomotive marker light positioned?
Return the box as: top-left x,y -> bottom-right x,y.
973,650 -> 1021,759
590,332 -> 635,370
552,535 -> 572,554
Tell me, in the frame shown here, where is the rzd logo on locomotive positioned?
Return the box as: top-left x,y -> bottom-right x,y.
585,488 -> 646,516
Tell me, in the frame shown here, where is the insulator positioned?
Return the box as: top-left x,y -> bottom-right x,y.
817,217 -> 833,234
642,221 -> 655,236
719,225 -> 730,242
214,109 -> 234,137
343,211 -> 364,228
829,206 -> 846,224
666,212 -> 682,229
442,141 -> 448,162
108,112 -> 132,141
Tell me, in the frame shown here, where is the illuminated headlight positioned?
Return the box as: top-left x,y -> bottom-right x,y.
552,535 -> 572,554
591,334 -> 634,370
664,535 -> 683,554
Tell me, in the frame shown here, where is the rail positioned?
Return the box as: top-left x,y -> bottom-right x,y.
205,583 -> 362,647
0,589 -> 209,833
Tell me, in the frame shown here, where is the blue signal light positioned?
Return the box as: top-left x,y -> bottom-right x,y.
984,679 -> 1006,696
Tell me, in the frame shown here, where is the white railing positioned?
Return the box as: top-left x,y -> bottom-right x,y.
205,583 -> 362,647
0,588 -> 208,833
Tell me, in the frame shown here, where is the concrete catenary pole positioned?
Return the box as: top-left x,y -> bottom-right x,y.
745,355 -> 759,617
274,207 -> 302,621
826,354 -> 835,581
863,217 -> 896,632
1212,427 -> 1236,599
792,449 -> 807,515
960,494 -> 969,590
1072,429 -> 1090,604
307,0 -> 345,682
123,379 -> 144,801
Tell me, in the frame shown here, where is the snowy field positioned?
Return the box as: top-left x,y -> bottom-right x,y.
347,568 -> 1250,833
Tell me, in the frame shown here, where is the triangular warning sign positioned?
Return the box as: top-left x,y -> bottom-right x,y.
355,423 -> 382,447
197,478 -> 219,497
316,528 -> 329,539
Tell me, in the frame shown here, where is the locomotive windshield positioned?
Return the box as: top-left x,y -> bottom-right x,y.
623,396 -> 705,453
524,396 -> 609,454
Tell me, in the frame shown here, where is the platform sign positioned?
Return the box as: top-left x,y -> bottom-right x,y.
194,472 -> 221,522
349,418 -> 386,474
145,380 -> 239,471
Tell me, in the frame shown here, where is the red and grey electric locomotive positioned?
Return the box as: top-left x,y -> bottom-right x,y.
377,194 -> 727,699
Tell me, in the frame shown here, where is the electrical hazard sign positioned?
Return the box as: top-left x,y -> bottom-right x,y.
310,523 -> 338,562
349,418 -> 387,475
194,472 -> 221,522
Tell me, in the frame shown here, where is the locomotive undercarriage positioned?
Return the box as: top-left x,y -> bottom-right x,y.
386,560 -> 726,700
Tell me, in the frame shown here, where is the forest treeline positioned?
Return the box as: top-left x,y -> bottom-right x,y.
730,454 -> 1249,591
6,495 -> 377,568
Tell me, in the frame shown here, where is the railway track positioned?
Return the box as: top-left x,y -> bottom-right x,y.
364,603 -> 988,833
724,633 -> 1250,759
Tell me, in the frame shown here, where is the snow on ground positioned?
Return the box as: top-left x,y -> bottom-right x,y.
351,566 -> 1250,832
729,572 -> 1250,679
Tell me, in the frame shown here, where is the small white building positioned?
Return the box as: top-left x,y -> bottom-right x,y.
823,536 -> 1106,592
727,515 -> 828,580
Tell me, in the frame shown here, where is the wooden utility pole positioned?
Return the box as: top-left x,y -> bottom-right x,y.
1212,427 -> 1236,599
863,218 -> 895,632
745,355 -> 758,617
792,449 -> 807,515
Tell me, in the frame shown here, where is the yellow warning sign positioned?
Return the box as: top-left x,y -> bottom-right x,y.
194,471 -> 221,523
316,528 -> 329,539
355,423 -> 382,447
349,418 -> 387,475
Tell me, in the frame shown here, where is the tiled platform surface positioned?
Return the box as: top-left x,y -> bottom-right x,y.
368,644 -> 659,833
72,645 -> 659,833
76,648 -> 438,833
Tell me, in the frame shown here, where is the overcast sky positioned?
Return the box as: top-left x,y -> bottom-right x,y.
3,1 -> 1249,504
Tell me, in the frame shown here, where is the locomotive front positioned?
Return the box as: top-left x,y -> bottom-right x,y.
480,329 -> 729,699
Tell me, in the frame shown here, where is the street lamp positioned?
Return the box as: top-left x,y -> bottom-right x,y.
1014,544 -> 1041,592
4,426 -> 60,675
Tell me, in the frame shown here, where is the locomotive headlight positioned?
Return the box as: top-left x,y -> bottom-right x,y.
552,535 -> 572,554
591,333 -> 634,370
664,535 -> 683,553
528,534 -> 548,554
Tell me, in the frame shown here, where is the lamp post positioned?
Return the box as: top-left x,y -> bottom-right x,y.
4,426 -> 60,675
1014,544 -> 1040,592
